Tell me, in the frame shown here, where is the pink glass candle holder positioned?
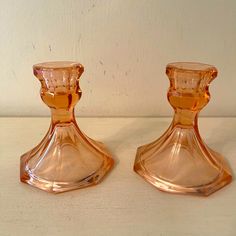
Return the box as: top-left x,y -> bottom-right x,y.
134,62 -> 232,196
20,61 -> 114,193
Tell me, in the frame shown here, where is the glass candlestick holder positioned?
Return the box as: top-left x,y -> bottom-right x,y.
20,61 -> 114,193
134,62 -> 232,196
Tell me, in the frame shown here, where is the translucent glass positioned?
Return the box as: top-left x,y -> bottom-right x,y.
134,62 -> 232,196
20,61 -> 114,193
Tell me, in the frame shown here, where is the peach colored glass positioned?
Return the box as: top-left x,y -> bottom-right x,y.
20,61 -> 114,193
134,62 -> 232,196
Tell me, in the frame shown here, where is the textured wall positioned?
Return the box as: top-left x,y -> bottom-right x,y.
0,0 -> 236,117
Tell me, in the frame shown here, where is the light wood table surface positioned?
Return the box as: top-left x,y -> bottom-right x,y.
0,117 -> 235,236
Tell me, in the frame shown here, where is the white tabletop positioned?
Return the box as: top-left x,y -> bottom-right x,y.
0,117 -> 235,236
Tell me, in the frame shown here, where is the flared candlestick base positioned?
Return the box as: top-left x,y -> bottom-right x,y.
21,122 -> 113,193
134,124 -> 232,196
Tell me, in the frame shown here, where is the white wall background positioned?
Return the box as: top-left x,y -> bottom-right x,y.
0,0 -> 236,117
